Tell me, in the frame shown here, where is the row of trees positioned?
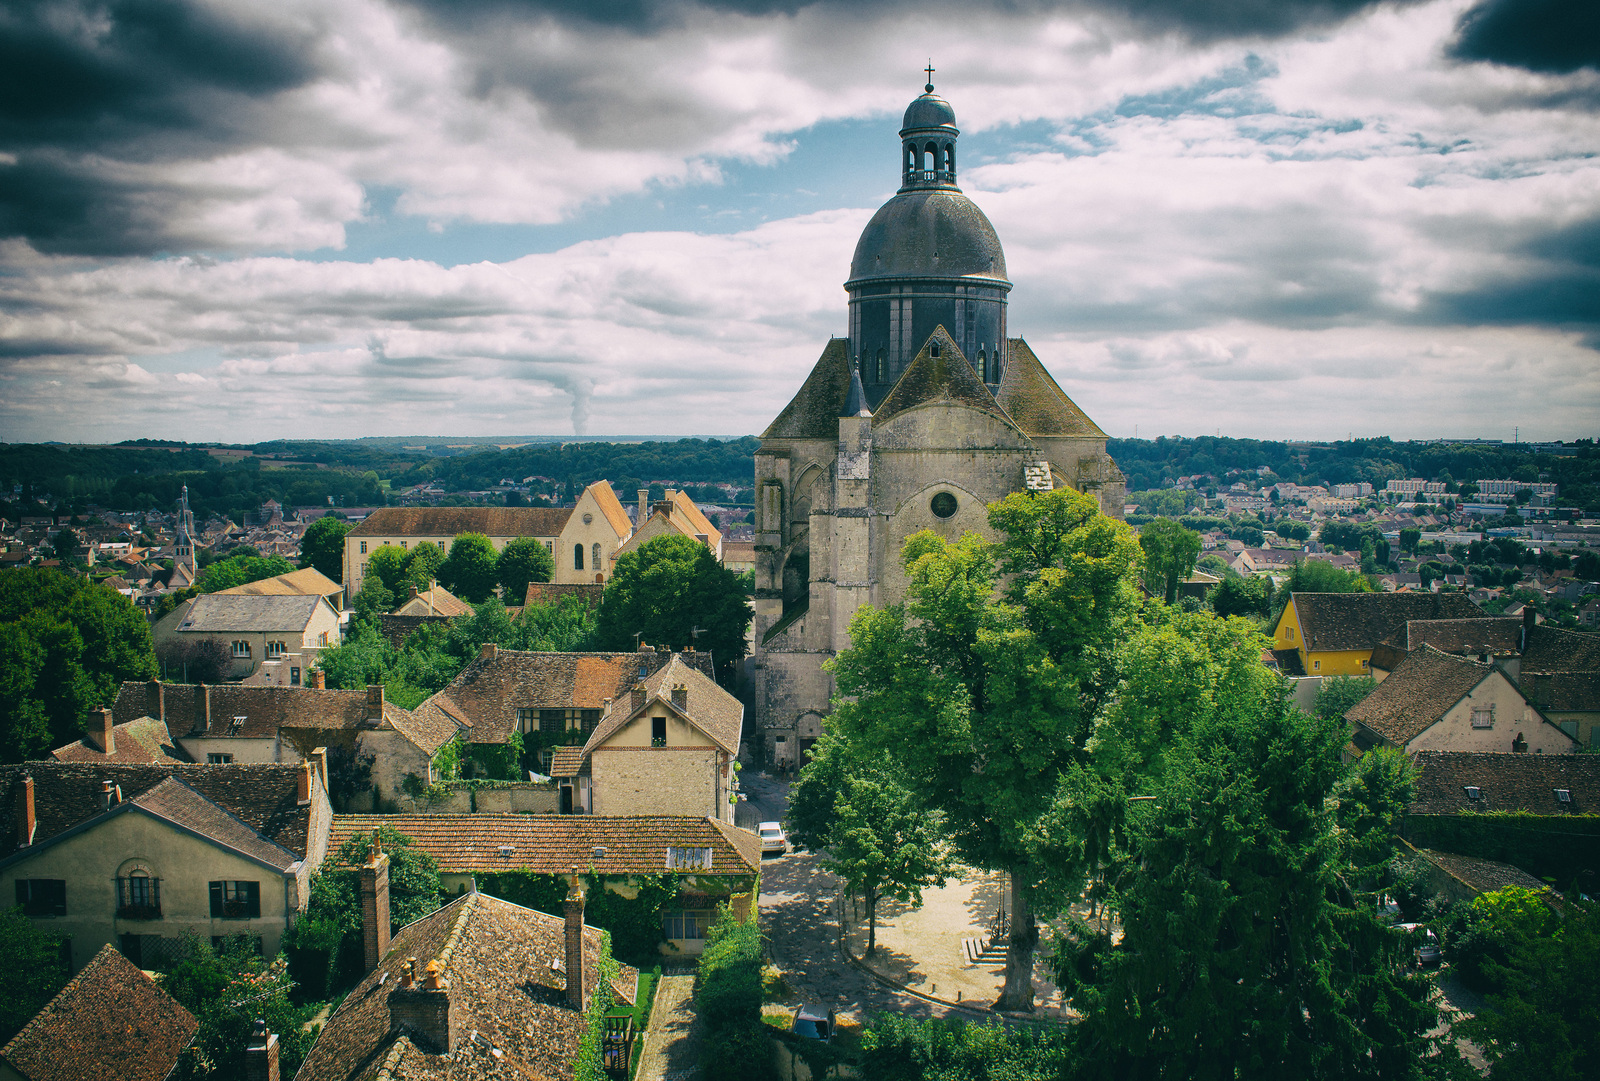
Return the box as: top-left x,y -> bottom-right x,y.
789,489 -> 1467,1077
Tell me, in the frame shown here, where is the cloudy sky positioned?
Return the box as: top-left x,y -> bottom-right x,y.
1,0 -> 1596,444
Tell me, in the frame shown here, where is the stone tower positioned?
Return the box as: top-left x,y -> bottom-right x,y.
748,82 -> 1126,768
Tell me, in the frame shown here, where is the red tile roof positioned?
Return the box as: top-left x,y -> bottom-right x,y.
581,654 -> 743,757
348,507 -> 572,539
51,717 -> 188,765
0,944 -> 197,1081
329,814 -> 761,877
1345,646 -> 1498,747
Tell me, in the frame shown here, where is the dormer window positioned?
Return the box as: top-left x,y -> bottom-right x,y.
1464,786 -> 1482,801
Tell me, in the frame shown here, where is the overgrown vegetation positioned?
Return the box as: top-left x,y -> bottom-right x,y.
695,906 -> 772,1081
162,933 -> 321,1080
0,907 -> 68,1044
475,871 -> 686,966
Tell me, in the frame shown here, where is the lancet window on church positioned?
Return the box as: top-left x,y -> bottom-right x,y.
875,348 -> 885,382
978,349 -> 987,381
573,544 -> 584,570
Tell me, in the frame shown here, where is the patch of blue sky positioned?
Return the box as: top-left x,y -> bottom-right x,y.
1111,55 -> 1279,121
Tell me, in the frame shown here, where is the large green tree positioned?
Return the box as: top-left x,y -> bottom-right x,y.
787,731 -> 951,955
298,516 -> 350,582
192,553 -> 295,594
1138,518 -> 1202,604
438,532 -> 500,602
0,569 -> 156,760
497,536 -> 556,600
0,907 -> 68,1044
830,488 -> 1141,1010
595,534 -> 751,684
161,935 -> 320,1080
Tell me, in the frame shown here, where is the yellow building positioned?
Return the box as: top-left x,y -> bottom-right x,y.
1272,591 -> 1483,677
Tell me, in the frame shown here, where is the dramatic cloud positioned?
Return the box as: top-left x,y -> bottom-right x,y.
0,0 -> 1596,442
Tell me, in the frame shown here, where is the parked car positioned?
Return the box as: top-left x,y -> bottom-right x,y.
793,1004 -> 837,1042
1396,923 -> 1441,968
759,821 -> 787,855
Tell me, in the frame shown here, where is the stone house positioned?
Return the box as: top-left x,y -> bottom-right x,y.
294,887 -> 638,1081
328,813 -> 761,956
0,944 -> 199,1081
557,480 -> 635,585
553,653 -> 743,821
343,506 -> 573,601
419,645 -> 714,780
1345,645 -> 1578,757
0,760 -> 332,970
213,565 -> 345,610
614,487 -> 724,564
152,593 -> 341,683
1271,591 -> 1483,677
109,680 -> 457,810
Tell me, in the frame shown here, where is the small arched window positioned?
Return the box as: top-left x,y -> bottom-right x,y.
945,142 -> 956,177
574,544 -> 584,570
875,348 -> 885,382
978,349 -> 987,382
592,542 -> 602,570
930,340 -> 941,359
924,142 -> 938,172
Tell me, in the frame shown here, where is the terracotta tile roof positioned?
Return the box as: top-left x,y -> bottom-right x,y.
51,716 -> 188,765
348,506 -> 572,540
586,480 -> 634,539
128,776 -> 300,872
581,654 -> 743,757
114,681 -> 376,740
665,490 -> 721,549
1521,670 -> 1600,712
521,582 -> 604,609
549,747 -> 585,778
214,566 -> 342,598
429,649 -> 711,746
993,337 -> 1107,438
1344,646 -> 1496,747
298,892 -> 636,1081
0,944 -> 197,1081
389,699 -> 465,757
1520,623 -> 1600,674
1409,750 -> 1600,815
1413,847 -> 1548,895
0,762 -> 316,862
392,584 -> 473,618
874,327 -> 1018,430
1289,592 -> 1483,653
1386,617 -> 1524,656
329,814 -> 761,877
177,592 -> 328,633
761,338 -> 853,440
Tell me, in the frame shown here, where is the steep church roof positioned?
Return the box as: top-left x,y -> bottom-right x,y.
995,338 -> 1107,438
762,338 -> 853,440
874,326 -> 1019,430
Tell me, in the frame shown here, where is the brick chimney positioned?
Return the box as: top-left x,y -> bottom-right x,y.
408,583 -> 419,601
480,642 -> 498,663
15,775 -> 34,848
86,707 -> 115,755
671,684 -> 687,712
147,679 -> 165,722
366,685 -> 385,723
637,489 -> 648,530
97,779 -> 117,812
297,760 -> 312,806
389,958 -> 458,1053
631,682 -> 646,712
310,747 -> 329,795
360,852 -> 391,973
194,684 -> 211,734
244,1020 -> 280,1081
310,669 -> 326,690
564,874 -> 587,1010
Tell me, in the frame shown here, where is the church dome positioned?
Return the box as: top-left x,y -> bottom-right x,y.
902,92 -> 957,133
847,189 -> 1007,283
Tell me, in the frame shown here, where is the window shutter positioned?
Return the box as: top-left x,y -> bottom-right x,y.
209,881 -> 223,918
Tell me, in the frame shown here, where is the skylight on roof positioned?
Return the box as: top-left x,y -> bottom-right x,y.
1555,789 -> 1572,803
1464,786 -> 1482,801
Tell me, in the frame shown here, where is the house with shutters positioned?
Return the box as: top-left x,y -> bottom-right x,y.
0,760 -> 331,970
551,653 -> 743,821
1344,645 -> 1577,757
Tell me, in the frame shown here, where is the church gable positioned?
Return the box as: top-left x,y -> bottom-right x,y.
761,339 -> 853,440
995,338 -> 1107,438
873,326 -> 1019,432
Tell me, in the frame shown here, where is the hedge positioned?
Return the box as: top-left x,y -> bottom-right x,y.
695,905 -> 772,1081
1405,812 -> 1600,884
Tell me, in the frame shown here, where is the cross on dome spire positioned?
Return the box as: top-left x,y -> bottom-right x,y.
924,61 -> 935,93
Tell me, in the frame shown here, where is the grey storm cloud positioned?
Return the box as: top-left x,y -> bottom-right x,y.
1450,0 -> 1600,73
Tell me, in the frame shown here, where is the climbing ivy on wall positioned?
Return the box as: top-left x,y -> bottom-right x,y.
476,871 -> 685,966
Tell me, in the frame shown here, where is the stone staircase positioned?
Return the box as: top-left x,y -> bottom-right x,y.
961,936 -> 1006,966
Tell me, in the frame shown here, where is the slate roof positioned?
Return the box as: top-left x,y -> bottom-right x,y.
1287,591 -> 1483,653
1344,646 -> 1497,747
1521,671 -> 1600,712
1385,616 -> 1524,657
329,814 -> 762,878
113,681 -> 381,740
349,506 -> 572,539
429,649 -> 712,746
581,654 -> 743,757
296,892 -> 637,1081
176,592 -> 327,633
1409,750 -> 1600,815
127,776 -> 300,872
1520,623 -> 1600,674
214,566 -> 342,598
874,327 -> 1018,430
761,339 -> 854,440
522,582 -> 604,609
993,338 -> 1107,438
0,762 -> 316,862
51,716 -> 188,765
0,943 -> 198,1081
